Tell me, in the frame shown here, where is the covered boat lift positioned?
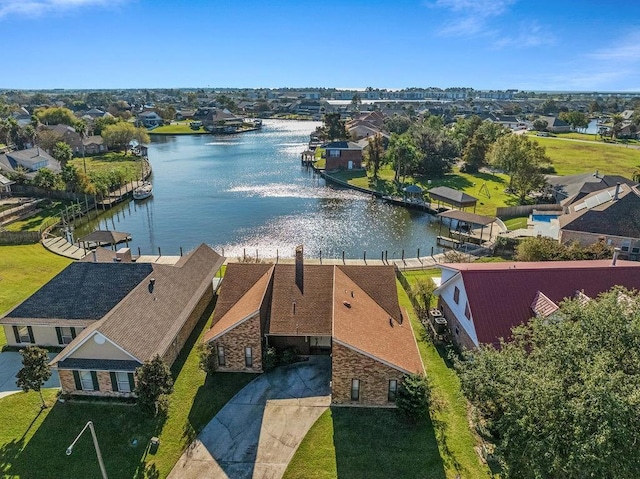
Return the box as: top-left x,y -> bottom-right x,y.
436,210 -> 497,248
427,186 -> 478,212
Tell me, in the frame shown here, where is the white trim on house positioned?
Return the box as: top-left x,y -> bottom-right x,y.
434,273 -> 480,347
56,329 -> 142,364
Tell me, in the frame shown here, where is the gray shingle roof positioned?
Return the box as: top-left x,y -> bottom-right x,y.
4,263 -> 153,321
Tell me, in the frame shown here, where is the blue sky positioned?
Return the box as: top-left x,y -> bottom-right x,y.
1,0 -> 639,91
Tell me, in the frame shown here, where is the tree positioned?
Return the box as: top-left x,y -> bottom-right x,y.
611,114 -> 624,139
35,129 -> 63,152
35,107 -> 77,126
32,168 -> 60,190
489,134 -> 551,202
52,141 -> 73,168
516,236 -> 613,261
323,113 -> 348,141
366,133 -> 385,179
16,346 -> 52,408
386,134 -> 419,183
456,289 -> 640,479
350,93 -> 362,113
411,122 -> 458,177
102,122 -> 148,151
396,373 -> 430,423
135,355 -> 174,416
93,115 -> 119,135
384,114 -> 412,135
532,118 -> 548,131
559,111 -> 589,131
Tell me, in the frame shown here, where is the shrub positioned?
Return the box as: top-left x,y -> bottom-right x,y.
263,346 -> 278,372
198,343 -> 217,373
397,373 -> 430,423
280,348 -> 299,365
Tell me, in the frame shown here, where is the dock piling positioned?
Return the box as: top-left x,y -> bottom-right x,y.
158,247 -> 161,257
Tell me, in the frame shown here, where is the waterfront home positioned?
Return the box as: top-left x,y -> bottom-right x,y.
1,244 -> 224,397
0,147 -> 61,179
203,249 -> 423,406
435,259 -> 640,350
136,111 -> 164,128
546,171 -> 637,206
82,135 -> 107,155
558,183 -> 640,260
322,141 -> 363,171
537,115 -> 571,133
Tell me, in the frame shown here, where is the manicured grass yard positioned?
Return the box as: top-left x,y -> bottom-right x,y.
5,201 -> 71,232
529,136 -> 640,177
503,216 -> 528,230
0,249 -> 256,478
285,407 -> 445,479
0,245 -> 71,346
148,124 -> 208,135
285,279 -> 492,479
68,152 -> 144,182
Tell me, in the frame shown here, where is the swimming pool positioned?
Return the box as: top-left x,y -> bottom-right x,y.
531,214 -> 559,223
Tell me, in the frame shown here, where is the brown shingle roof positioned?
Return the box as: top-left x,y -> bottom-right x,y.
212,263 -> 273,320
203,265 -> 274,343
333,268 -> 423,374
338,265 -> 402,320
268,264 -> 334,336
96,244 -> 224,362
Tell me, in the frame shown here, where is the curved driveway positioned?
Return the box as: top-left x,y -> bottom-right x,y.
168,356 -> 331,479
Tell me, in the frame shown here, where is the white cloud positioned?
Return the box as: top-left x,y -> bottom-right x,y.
429,0 -> 517,37
0,0 -> 123,19
493,21 -> 556,49
588,31 -> 640,63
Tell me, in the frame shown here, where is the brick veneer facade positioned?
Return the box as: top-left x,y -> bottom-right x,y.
58,369 -> 136,398
211,313 -> 263,372
163,283 -> 214,366
325,149 -> 363,170
438,297 -> 477,350
331,341 -> 404,406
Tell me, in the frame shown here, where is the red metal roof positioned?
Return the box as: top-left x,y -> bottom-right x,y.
443,260 -> 640,346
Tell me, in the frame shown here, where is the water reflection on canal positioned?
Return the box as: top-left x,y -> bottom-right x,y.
74,120 -> 440,259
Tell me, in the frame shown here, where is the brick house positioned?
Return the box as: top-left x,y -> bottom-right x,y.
435,259 -> 640,350
203,250 -> 423,406
322,141 -> 363,171
1,244 -> 224,397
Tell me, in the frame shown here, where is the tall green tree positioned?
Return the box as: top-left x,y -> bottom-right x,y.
411,122 -> 458,177
52,141 -> 73,168
489,134 -> 551,202
611,114 -> 624,139
135,355 -> 174,416
16,346 -> 52,409
559,111 -> 589,130
396,373 -> 430,423
456,289 -> 640,479
386,134 -> 419,183
35,107 -> 78,126
32,168 -> 60,190
102,122 -> 149,151
366,133 -> 385,179
323,113 -> 347,140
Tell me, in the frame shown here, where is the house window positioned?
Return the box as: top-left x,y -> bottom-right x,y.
351,379 -> 360,401
217,345 -> 226,367
329,149 -> 340,157
13,325 -> 34,344
56,327 -> 76,345
464,303 -> 471,320
453,286 -> 460,304
388,380 -> 398,402
80,371 -> 95,391
116,372 -> 132,392
245,347 -> 253,367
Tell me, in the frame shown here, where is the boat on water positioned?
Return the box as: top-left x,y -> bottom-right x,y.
133,182 -> 153,200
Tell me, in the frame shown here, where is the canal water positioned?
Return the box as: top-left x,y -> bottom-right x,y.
74,120 -> 439,259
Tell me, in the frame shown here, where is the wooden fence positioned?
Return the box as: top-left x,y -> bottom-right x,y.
0,231 -> 41,245
496,203 -> 562,218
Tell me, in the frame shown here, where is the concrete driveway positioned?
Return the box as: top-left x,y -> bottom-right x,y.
168,356 -> 331,479
0,351 -> 60,399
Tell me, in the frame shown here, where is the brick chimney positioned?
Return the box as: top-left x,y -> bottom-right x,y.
295,245 -> 304,293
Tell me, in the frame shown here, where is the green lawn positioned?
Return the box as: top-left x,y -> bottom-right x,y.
403,268 -> 441,286
503,216 -> 528,230
0,304 -> 256,479
529,136 -> 640,176
285,279 -> 491,479
285,407 -> 445,479
148,124 -> 208,135
69,152 -> 144,181
0,244 -> 71,347
332,165 -> 515,216
5,201 -> 70,232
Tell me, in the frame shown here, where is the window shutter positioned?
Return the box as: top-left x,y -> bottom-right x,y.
72,370 -> 82,390
12,326 -> 20,343
110,372 -> 119,392
90,371 -> 99,391
56,327 -> 63,345
128,373 -> 136,392
27,326 -> 35,344
71,328 -> 77,339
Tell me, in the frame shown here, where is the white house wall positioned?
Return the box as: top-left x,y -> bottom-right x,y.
438,275 -> 479,347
